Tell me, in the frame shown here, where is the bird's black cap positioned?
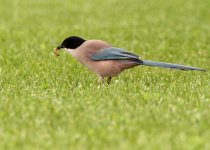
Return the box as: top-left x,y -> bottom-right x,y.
57,36 -> 86,49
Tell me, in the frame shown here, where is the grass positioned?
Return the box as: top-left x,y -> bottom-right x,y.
0,0 -> 210,149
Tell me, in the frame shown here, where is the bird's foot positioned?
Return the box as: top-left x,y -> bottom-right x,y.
97,76 -> 112,85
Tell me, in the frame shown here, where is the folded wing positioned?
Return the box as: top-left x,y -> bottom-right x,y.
90,48 -> 141,61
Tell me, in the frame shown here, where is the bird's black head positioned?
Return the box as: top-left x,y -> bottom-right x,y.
57,36 -> 86,49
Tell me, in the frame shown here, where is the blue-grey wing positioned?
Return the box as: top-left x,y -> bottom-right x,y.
90,48 -> 140,61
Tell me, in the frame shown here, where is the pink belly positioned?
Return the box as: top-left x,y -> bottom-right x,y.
85,60 -> 138,77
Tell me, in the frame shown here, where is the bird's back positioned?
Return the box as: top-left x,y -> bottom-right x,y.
75,40 -> 111,63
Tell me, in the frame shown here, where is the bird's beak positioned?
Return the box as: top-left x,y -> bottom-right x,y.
53,45 -> 63,56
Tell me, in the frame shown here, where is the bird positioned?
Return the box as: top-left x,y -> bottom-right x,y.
53,36 -> 206,84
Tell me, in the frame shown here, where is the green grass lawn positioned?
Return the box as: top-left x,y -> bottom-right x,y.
0,0 -> 210,149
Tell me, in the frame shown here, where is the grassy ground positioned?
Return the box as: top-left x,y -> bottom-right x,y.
0,0 -> 210,149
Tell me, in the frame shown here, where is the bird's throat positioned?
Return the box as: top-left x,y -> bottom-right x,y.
64,48 -> 76,57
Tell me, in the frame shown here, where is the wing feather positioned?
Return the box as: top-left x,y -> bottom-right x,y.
90,48 -> 140,61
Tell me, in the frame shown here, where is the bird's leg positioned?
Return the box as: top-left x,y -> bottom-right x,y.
107,77 -> 112,84
98,76 -> 105,84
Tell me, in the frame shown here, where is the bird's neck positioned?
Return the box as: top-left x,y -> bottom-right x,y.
64,48 -> 76,58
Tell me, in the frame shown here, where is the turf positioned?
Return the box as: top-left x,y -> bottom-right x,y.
0,0 -> 210,149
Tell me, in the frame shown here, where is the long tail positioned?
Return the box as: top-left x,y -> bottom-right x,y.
140,60 -> 206,71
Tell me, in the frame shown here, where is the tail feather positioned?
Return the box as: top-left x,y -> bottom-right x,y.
140,60 -> 206,71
